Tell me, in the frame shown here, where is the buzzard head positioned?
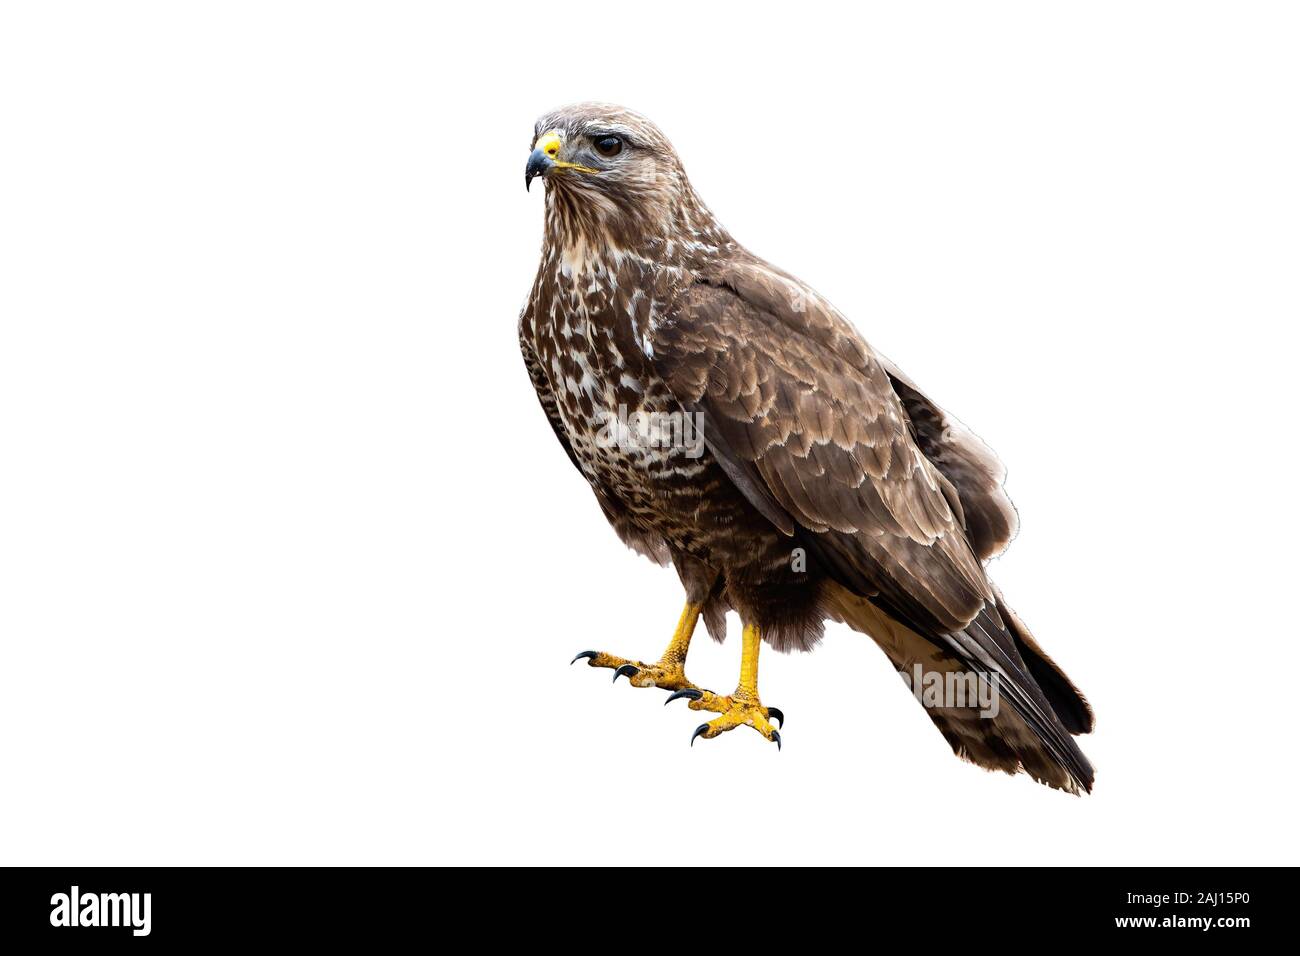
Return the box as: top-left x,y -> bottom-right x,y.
525,103 -> 677,192
525,103 -> 709,250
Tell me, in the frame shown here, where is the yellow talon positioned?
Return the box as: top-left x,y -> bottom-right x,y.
571,602 -> 702,692
687,622 -> 781,748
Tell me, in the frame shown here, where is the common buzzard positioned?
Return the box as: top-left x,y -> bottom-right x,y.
519,103 -> 1094,793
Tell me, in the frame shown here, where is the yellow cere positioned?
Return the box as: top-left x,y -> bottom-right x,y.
536,131 -> 562,159
535,130 -> 600,175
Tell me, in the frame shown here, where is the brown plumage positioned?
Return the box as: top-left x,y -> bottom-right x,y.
519,103 -> 1094,792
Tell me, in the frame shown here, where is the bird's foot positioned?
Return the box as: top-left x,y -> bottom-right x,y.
570,650 -> 699,692
667,688 -> 783,749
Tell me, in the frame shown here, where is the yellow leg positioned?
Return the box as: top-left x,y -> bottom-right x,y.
570,602 -> 702,692
677,621 -> 782,748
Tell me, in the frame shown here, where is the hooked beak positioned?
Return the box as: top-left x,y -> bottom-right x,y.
525,130 -> 600,191
525,146 -> 553,191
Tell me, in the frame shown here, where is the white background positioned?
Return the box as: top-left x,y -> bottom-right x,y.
2,2 -> 1297,866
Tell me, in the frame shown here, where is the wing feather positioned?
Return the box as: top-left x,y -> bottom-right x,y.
650,260 -> 1092,790
653,265 -> 991,633
880,358 -> 1020,561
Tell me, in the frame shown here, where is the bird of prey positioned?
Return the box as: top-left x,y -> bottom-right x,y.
519,103 -> 1095,792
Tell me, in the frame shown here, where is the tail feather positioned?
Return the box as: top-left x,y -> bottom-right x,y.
994,588 -> 1094,735
826,585 -> 1095,794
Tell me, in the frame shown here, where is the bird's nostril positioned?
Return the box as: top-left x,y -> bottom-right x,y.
545,145 -> 559,157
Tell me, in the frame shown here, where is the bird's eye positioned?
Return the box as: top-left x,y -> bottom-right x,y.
593,135 -> 623,158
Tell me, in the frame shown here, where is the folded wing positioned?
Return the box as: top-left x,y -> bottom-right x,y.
651,258 -> 1092,791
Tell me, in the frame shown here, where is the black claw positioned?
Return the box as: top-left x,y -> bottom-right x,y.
690,724 -> 710,746
772,730 -> 782,751
664,688 -> 703,706
612,663 -> 639,683
767,706 -> 784,729
570,650 -> 598,665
